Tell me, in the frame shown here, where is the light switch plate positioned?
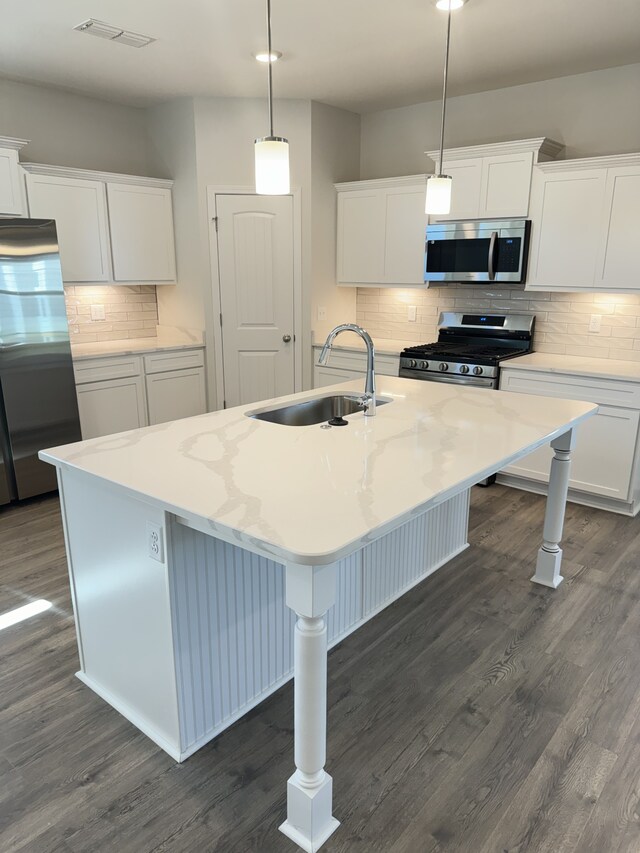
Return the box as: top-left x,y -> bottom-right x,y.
317,306 -> 327,322
407,305 -> 417,322
90,304 -> 106,322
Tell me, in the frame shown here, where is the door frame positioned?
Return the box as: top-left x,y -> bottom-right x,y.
207,185 -> 303,411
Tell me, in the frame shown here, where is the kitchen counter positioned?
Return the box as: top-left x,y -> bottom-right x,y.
311,334 -> 410,356
40,377 -> 596,853
505,352 -> 640,382
71,326 -> 204,360
41,377 -> 594,564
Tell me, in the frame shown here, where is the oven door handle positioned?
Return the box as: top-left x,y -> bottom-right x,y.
487,231 -> 498,281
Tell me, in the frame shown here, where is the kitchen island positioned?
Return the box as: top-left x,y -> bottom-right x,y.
40,376 -> 596,853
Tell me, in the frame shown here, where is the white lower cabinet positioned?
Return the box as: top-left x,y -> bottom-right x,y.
76,376 -> 148,440
146,368 -> 207,425
313,346 -> 400,388
75,348 -> 206,439
500,367 -> 640,514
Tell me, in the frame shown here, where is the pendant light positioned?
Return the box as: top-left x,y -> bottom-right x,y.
425,1 -> 464,214
255,0 -> 290,195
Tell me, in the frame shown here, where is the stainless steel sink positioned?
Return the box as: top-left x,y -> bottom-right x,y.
247,394 -> 389,427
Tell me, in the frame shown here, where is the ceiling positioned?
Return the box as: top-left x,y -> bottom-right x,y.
2,0 -> 639,113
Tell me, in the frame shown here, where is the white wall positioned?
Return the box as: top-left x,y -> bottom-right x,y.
0,78 -> 153,175
361,63 -> 640,178
146,98 -> 203,331
310,101 -> 360,342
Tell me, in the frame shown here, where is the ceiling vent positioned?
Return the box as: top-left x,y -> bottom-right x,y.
73,19 -> 156,48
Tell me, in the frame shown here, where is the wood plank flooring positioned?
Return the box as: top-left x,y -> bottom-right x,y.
1,485 -> 639,852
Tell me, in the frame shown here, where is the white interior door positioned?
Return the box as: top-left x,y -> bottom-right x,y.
216,194 -> 295,408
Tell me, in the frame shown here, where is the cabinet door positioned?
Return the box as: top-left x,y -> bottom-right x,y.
26,174 -> 111,282
146,368 -> 207,425
314,366 -> 364,388
595,166 -> 640,289
430,159 -> 482,222
0,149 -> 26,216
382,186 -> 428,284
504,405 -> 638,501
478,152 -> 534,218
337,190 -> 384,283
76,376 -> 148,439
527,168 -> 607,289
107,183 -> 177,282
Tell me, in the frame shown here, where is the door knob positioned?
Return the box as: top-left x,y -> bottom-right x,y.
282,334 -> 292,343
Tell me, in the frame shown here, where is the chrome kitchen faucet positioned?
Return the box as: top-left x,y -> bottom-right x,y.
318,324 -> 377,417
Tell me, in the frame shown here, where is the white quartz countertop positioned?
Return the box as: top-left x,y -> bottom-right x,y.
71,328 -> 204,361
503,352 -> 640,382
40,377 -> 596,565
311,336 -> 409,357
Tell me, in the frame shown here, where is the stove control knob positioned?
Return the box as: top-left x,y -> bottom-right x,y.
420,360 -> 429,369
459,365 -> 470,374
409,359 -> 417,368
473,366 -> 484,376
439,362 -> 448,372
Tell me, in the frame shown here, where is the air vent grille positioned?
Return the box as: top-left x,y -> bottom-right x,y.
73,19 -> 155,48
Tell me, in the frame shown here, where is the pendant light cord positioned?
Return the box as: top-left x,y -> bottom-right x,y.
437,6 -> 452,176
266,0 -> 274,137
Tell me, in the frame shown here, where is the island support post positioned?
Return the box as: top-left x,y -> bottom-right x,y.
532,428 -> 575,589
280,561 -> 340,852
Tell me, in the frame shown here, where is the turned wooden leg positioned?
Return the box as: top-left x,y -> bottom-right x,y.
280,562 -> 340,853
531,429 -> 575,589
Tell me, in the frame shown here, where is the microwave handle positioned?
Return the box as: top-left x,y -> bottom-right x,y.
487,231 -> 498,281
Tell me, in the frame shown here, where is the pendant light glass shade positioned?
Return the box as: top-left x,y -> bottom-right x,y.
425,174 -> 452,214
255,136 -> 290,195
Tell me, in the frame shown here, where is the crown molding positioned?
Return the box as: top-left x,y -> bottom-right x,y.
536,152 -> 640,172
0,136 -> 30,152
425,137 -> 564,164
335,174 -> 427,192
21,162 -> 173,189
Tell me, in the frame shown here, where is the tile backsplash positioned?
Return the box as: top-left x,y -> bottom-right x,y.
356,286 -> 640,362
64,285 -> 159,343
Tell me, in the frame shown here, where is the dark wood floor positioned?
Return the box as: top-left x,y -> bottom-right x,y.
1,486 -> 640,852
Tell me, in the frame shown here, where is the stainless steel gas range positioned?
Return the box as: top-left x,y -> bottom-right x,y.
399,312 -> 535,390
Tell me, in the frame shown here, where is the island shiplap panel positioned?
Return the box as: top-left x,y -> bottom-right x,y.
168,491 -> 469,760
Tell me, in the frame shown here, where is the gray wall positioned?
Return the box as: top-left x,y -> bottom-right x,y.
0,77 -> 153,175
361,63 -> 640,178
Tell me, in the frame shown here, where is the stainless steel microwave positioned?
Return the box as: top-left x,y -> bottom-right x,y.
424,218 -> 531,284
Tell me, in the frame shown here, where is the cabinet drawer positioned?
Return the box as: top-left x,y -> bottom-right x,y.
312,347 -> 399,377
74,355 -> 142,384
500,369 -> 640,410
144,349 -> 205,374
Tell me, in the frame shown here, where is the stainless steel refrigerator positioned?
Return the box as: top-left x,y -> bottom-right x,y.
0,219 -> 81,505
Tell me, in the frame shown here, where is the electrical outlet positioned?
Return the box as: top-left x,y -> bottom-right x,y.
407,305 -> 417,322
317,306 -> 327,322
90,304 -> 106,322
588,313 -> 602,333
147,521 -> 164,563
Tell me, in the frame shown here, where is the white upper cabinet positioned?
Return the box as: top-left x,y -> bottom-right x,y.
435,158 -> 483,221
527,153 -> 640,293
527,167 -> 607,290
0,137 -> 29,216
23,164 -> 176,285
595,165 -> 640,289
107,183 -> 176,282
26,173 -> 111,282
336,176 -> 428,286
337,189 -> 385,283
426,138 -> 562,223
